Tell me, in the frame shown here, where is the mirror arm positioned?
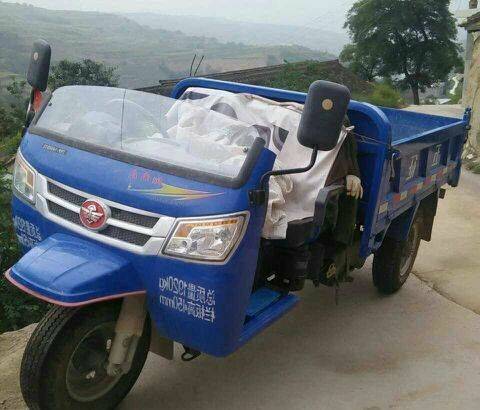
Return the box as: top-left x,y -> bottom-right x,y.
249,147 -> 319,206
22,89 -> 36,136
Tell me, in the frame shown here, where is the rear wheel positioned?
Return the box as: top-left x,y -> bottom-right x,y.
20,302 -> 150,410
372,217 -> 422,295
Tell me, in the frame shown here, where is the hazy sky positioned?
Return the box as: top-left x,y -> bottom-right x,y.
2,0 -> 474,32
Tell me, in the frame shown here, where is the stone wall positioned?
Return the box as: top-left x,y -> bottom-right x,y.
464,33 -> 480,156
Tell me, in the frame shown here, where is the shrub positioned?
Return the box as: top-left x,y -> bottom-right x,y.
357,83 -> 405,108
0,80 -> 49,333
0,166 -> 49,333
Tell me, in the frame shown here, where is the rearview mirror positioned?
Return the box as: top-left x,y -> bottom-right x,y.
297,80 -> 351,151
27,40 -> 51,92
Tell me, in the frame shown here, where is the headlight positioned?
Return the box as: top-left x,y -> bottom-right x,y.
163,213 -> 248,262
13,152 -> 36,203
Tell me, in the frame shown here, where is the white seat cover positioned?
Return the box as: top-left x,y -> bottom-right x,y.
179,87 -> 348,239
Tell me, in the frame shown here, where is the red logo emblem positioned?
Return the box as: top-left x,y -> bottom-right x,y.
79,199 -> 110,231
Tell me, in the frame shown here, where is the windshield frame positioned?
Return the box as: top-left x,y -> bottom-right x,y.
28,87 -> 266,189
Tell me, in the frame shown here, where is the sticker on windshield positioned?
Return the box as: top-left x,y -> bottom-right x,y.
159,276 -> 216,323
127,168 -> 223,200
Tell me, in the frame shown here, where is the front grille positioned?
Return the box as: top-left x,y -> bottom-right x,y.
47,200 -> 150,247
48,182 -> 86,207
47,181 -> 159,229
100,226 -> 150,246
45,181 -> 159,247
110,207 -> 158,229
48,200 -> 81,225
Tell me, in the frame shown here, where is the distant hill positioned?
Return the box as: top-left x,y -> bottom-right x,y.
0,2 -> 335,88
124,14 -> 349,55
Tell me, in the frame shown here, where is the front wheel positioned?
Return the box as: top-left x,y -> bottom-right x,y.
372,216 -> 422,295
20,302 -> 150,410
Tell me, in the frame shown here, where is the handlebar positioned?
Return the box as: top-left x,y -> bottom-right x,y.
313,184 -> 345,227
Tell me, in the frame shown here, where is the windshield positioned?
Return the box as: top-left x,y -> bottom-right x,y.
34,86 -> 262,179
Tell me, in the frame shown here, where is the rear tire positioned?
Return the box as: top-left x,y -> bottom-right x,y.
372,217 -> 422,295
20,302 -> 150,410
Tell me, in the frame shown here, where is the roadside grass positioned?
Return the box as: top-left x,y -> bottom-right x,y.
466,161 -> 480,174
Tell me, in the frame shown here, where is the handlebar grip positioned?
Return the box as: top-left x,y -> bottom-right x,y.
314,184 -> 345,227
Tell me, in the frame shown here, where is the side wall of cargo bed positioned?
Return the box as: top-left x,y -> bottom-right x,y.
372,108 -> 468,245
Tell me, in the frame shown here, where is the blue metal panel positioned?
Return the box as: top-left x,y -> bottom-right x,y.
10,233 -> 142,304
381,107 -> 462,144
245,287 -> 282,319
239,293 -> 298,348
21,133 -> 232,218
13,128 -> 279,357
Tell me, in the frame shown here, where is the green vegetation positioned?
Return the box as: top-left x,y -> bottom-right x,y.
0,1 -> 333,90
342,0 -> 463,105
448,81 -> 463,105
263,61 -> 404,108
0,59 -> 120,333
359,83 -> 405,108
466,160 -> 480,174
263,61 -> 372,95
49,59 -> 119,90
0,81 -> 49,333
0,179 -> 48,333
0,81 -> 26,159
339,44 -> 381,82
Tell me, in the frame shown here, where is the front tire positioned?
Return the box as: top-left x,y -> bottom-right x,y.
372,217 -> 422,295
20,302 -> 150,410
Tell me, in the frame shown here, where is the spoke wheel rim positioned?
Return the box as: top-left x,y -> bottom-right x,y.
66,322 -> 122,403
399,225 -> 418,278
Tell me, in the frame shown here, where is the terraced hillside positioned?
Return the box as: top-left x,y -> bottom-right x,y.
0,2 -> 334,88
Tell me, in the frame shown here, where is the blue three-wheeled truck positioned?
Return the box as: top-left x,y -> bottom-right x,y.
5,41 -> 470,409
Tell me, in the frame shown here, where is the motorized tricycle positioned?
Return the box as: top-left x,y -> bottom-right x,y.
5,41 -> 470,409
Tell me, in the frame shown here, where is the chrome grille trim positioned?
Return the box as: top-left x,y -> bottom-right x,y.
35,174 -> 175,255
46,200 -> 151,246
47,181 -> 159,228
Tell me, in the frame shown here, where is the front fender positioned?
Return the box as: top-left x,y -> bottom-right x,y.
5,233 -> 145,306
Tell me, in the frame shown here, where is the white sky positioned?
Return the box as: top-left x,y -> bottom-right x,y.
2,0 -> 473,32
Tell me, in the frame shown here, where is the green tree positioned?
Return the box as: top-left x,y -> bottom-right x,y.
343,0 -> 462,105
339,44 -> 381,82
49,59 -> 119,91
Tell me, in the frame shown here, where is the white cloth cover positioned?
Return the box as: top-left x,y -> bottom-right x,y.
179,87 -> 348,239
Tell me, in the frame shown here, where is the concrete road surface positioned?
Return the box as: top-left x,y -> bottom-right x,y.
121,170 -> 480,410
415,170 -> 480,315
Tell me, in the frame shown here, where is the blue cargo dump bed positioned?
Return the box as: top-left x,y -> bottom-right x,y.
171,78 -> 469,258
381,107 -> 463,146
368,107 -> 468,254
